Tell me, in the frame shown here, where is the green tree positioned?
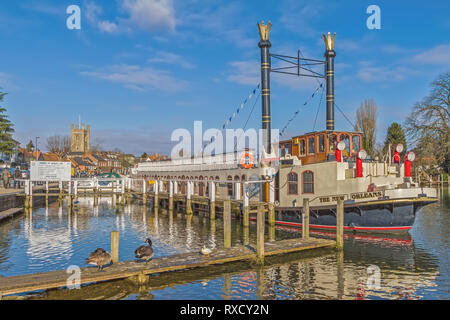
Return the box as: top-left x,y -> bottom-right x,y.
26,140 -> 34,152
140,152 -> 149,159
354,98 -> 378,157
0,92 -> 15,155
405,72 -> 450,173
383,122 -> 407,156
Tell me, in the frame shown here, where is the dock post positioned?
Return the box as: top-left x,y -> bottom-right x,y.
121,179 -> 125,206
111,231 -> 119,264
243,224 -> 249,246
93,178 -> 98,203
24,180 -> 30,209
58,180 -> 63,205
243,183 -> 249,227
68,181 -> 72,210
235,181 -> 241,201
142,178 -> 147,206
186,181 -> 193,215
74,180 -> 78,201
256,204 -> 265,264
302,199 -> 310,239
153,180 -> 159,210
111,181 -> 115,202
336,199 -> 344,250
127,178 -> 132,203
209,181 -> 215,220
45,181 -> 49,206
169,180 -> 174,211
268,179 -> 275,226
223,199 -> 231,248
29,181 -> 33,209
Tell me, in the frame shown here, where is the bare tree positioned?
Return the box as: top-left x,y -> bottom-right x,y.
405,72 -> 450,173
47,135 -> 70,159
354,98 -> 378,157
90,138 -> 104,153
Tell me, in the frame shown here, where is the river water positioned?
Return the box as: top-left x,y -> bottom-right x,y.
0,189 -> 448,300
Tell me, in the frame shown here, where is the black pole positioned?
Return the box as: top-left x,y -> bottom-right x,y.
323,32 -> 336,131
258,21 -> 272,154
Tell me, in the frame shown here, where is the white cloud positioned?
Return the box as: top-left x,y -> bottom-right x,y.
98,20 -> 119,33
121,0 -> 176,32
85,0 -> 175,34
80,64 -> 188,92
179,2 -> 254,48
279,1 -> 330,38
356,62 -> 412,83
147,51 -> 195,69
227,61 -> 259,86
85,2 -> 118,33
412,44 -> 450,65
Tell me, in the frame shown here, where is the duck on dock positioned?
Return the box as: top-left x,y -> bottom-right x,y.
135,238 -> 154,262
85,248 -> 112,271
201,246 -> 212,256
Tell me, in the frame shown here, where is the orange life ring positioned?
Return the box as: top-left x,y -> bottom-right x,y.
240,153 -> 254,169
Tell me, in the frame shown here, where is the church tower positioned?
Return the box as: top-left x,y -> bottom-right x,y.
70,123 -> 90,153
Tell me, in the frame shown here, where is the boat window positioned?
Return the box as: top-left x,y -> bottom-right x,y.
227,176 -> 233,196
287,172 -> 298,195
339,134 -> 350,155
329,134 -> 337,152
302,171 -> 314,194
318,134 -> 325,153
308,137 -> 315,154
300,139 -> 306,156
352,135 -> 361,153
282,143 -> 289,156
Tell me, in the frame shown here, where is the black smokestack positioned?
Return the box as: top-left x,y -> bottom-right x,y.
258,21 -> 272,154
323,32 -> 336,131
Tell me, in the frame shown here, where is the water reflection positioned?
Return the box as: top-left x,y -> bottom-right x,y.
0,190 -> 448,300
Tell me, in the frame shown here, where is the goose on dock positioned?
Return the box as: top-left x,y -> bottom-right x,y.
85,248 -> 112,271
201,246 -> 212,256
88,248 -> 105,258
135,238 -> 154,262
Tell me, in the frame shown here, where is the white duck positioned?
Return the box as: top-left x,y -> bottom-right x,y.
201,246 -> 212,256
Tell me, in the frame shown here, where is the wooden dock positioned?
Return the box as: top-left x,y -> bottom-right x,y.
0,207 -> 23,222
0,237 -> 335,297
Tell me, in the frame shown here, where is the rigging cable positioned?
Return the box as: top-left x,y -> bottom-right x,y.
279,82 -> 323,137
335,102 -> 356,130
312,84 -> 325,131
234,91 -> 261,150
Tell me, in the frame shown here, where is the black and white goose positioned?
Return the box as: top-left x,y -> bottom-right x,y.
135,238 -> 154,262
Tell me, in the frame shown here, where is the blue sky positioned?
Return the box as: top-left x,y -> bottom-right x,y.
0,0 -> 449,155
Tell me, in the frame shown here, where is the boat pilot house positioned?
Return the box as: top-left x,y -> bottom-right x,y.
280,131 -> 362,164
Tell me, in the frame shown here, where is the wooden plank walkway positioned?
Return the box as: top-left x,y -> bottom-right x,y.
0,237 -> 335,297
0,207 -> 23,222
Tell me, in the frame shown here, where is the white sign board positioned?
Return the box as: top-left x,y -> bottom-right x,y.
30,161 -> 71,181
